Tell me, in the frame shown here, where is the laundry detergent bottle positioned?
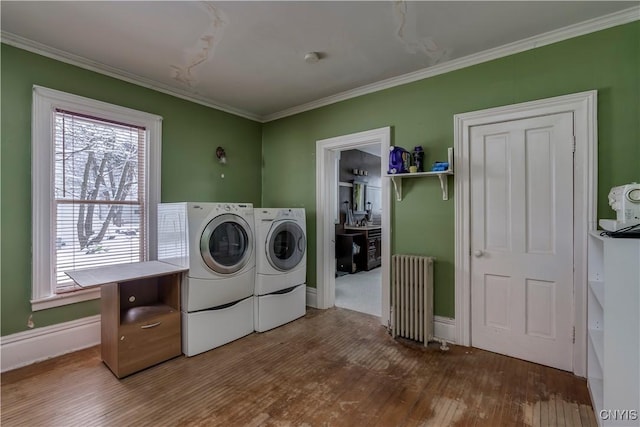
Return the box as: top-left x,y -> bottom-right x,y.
388,146 -> 410,174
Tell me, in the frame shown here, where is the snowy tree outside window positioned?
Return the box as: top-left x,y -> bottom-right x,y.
54,110 -> 146,291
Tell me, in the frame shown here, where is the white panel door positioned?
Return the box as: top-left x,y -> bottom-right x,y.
470,112 -> 574,371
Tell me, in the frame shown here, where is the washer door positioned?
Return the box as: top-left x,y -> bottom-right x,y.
267,221 -> 306,272
200,214 -> 253,275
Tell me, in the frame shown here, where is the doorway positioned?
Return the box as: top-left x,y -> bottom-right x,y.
335,145 -> 383,317
315,127 -> 391,326
454,91 -> 597,376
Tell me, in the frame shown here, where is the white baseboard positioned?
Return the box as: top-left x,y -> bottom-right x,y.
434,316 -> 456,344
0,315 -> 101,372
305,286 -> 318,309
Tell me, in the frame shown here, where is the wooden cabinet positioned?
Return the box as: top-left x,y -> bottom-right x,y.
587,232 -> 640,426
365,228 -> 382,271
67,261 -> 186,378
336,233 -> 365,273
339,226 -> 382,272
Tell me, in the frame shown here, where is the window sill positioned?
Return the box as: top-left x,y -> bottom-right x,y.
31,287 -> 101,311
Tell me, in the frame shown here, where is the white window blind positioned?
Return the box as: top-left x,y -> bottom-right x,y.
54,109 -> 147,292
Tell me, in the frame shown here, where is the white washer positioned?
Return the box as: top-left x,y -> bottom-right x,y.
254,208 -> 307,332
158,202 -> 255,356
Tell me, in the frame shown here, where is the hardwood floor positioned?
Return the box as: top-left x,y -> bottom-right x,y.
1,307 -> 596,426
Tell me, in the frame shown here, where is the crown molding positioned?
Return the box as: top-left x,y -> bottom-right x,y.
2,5 -> 638,124
0,31 -> 262,122
263,5 -> 640,122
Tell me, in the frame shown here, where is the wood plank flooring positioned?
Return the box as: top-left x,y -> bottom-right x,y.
1,307 -> 596,426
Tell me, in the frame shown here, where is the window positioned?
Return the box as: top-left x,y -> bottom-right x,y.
32,86 -> 162,310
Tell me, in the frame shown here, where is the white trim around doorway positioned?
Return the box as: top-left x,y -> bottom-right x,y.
315,127 -> 392,327
453,91 -> 597,377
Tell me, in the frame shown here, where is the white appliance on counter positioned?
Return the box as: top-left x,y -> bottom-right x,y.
599,183 -> 640,231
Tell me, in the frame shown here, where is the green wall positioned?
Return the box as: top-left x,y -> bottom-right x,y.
2,22 -> 638,336
1,44 -> 262,336
262,22 -> 640,318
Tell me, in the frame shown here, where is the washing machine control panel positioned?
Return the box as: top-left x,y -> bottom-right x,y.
209,203 -> 254,216
276,208 -> 304,220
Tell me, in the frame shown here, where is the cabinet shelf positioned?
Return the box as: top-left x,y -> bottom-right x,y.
588,280 -> 605,309
588,328 -> 604,369
121,304 -> 177,325
384,148 -> 454,201
588,378 -> 604,423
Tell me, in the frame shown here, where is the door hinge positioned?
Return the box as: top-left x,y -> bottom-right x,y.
572,136 -> 576,153
572,326 -> 576,344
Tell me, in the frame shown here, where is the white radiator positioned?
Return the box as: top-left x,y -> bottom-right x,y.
391,254 -> 434,347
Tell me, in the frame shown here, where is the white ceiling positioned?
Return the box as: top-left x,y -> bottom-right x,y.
2,1 -> 637,121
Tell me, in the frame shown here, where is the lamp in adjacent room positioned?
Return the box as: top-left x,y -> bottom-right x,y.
216,146 -> 227,164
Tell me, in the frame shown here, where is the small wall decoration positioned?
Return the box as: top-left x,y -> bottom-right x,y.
216,146 -> 227,164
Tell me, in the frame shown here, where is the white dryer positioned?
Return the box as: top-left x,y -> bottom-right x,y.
254,208 -> 307,332
158,202 -> 255,356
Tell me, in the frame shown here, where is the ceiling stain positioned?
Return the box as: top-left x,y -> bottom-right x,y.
171,1 -> 227,87
393,0 -> 451,66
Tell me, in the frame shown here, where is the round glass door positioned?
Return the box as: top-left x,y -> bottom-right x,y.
267,221 -> 305,271
200,214 -> 253,274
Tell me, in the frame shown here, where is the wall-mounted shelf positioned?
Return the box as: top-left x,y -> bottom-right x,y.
384,148 -> 454,201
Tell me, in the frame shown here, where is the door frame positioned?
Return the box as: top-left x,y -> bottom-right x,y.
315,127 -> 391,326
454,91 -> 597,376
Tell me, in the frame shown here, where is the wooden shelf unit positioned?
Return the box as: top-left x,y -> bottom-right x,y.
67,261 -> 187,378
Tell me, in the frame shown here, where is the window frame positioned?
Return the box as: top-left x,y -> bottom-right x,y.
32,86 -> 162,311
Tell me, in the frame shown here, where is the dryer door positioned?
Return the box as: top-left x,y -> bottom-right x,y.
200,214 -> 253,275
267,221 -> 306,272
